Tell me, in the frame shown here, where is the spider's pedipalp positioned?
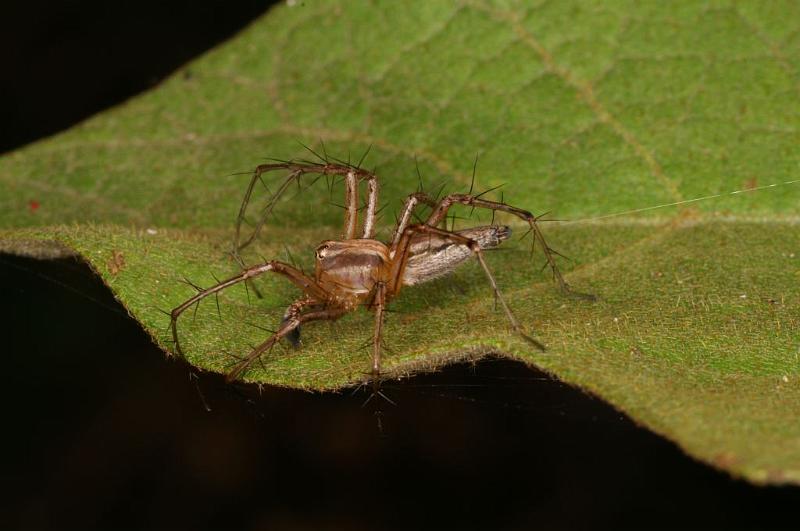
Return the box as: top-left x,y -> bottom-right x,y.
226,305 -> 348,383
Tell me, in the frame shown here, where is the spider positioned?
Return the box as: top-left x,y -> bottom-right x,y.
169,160 -> 587,384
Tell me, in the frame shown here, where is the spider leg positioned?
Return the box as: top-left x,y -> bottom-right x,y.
370,281 -> 387,379
280,296 -> 328,347
169,260 -> 328,360
234,162 -> 380,256
389,192 -> 441,248
425,193 -> 594,299
344,169 -> 359,239
389,223 -> 546,350
226,305 -> 348,383
361,174 -> 380,239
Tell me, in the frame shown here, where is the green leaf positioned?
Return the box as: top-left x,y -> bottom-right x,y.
2,1 -> 799,485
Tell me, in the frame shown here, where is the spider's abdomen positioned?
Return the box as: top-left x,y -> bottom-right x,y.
315,239 -> 390,308
402,225 -> 511,286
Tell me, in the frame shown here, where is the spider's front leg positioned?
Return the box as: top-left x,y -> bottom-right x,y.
232,161 -> 379,301
389,192 -> 441,248
388,223 -> 546,350
169,259 -> 331,380
426,193 -> 595,299
234,162 -> 380,261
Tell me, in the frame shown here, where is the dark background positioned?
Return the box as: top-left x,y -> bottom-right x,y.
3,2 -> 800,530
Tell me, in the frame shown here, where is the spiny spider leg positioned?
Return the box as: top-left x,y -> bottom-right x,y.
232,161 -> 379,301
425,193 -> 594,299
389,223 -> 546,350
389,192 -> 441,248
362,175 -> 379,239
370,282 -> 387,379
226,306 -> 348,383
234,162 -> 379,261
170,260 -> 327,359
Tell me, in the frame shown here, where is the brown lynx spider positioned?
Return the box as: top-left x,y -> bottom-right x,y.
170,157 -> 590,384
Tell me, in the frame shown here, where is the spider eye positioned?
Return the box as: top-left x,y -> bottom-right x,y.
316,244 -> 330,260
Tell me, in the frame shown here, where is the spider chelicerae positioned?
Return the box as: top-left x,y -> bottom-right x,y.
170,158 -> 589,383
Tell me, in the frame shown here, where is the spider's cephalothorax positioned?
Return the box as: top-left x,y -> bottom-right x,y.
314,239 -> 390,309
170,161 -> 587,383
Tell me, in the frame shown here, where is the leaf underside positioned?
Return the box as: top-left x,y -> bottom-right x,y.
2,1 -> 799,485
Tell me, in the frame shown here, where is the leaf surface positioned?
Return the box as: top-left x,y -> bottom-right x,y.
2,1 -> 800,484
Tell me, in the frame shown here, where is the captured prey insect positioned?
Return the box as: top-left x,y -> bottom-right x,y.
169,159 -> 590,384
